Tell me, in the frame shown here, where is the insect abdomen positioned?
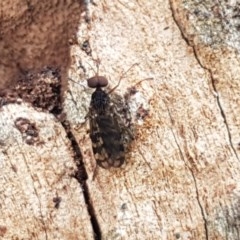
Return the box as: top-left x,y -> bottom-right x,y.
90,114 -> 125,168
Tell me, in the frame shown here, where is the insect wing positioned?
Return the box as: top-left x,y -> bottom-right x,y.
89,107 -> 125,168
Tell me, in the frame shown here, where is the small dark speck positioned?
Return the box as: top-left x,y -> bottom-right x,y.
81,40 -> 92,56
90,0 -> 97,6
0,225 -> 7,237
193,9 -> 200,15
163,26 -> 169,30
175,233 -> 180,239
25,138 -> 35,145
136,104 -> 149,120
53,196 -> 62,209
121,203 -> 127,210
124,86 -> 138,101
11,165 -> 18,173
238,142 -> 240,150
236,25 -> 240,31
129,86 -> 138,95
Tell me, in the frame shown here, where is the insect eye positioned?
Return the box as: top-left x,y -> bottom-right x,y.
87,76 -> 108,88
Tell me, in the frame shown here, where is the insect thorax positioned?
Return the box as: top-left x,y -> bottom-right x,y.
90,87 -> 110,114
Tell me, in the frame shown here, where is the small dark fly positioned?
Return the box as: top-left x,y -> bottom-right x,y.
87,69 -> 134,169
69,60 -> 151,170
87,61 -> 142,168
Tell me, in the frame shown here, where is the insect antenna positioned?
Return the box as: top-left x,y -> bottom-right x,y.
86,57 -> 101,77
132,77 -> 154,87
68,77 -> 87,89
108,63 -> 139,94
68,58 -> 101,88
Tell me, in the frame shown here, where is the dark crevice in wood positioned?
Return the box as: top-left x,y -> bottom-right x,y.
61,121 -> 102,240
1,0 -> 101,237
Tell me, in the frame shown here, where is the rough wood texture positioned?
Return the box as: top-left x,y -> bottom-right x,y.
1,0 -> 240,239
0,104 -> 93,239
67,1 -> 240,239
0,0 -> 84,90
0,0 -> 95,239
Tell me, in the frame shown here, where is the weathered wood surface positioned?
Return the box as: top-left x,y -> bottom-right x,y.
1,0 -> 240,240
0,103 -> 93,239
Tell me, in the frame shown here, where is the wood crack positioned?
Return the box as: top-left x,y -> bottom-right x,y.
61,121 -> 102,240
166,106 -> 209,240
169,0 -> 239,161
20,148 -> 49,240
188,168 -> 209,240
